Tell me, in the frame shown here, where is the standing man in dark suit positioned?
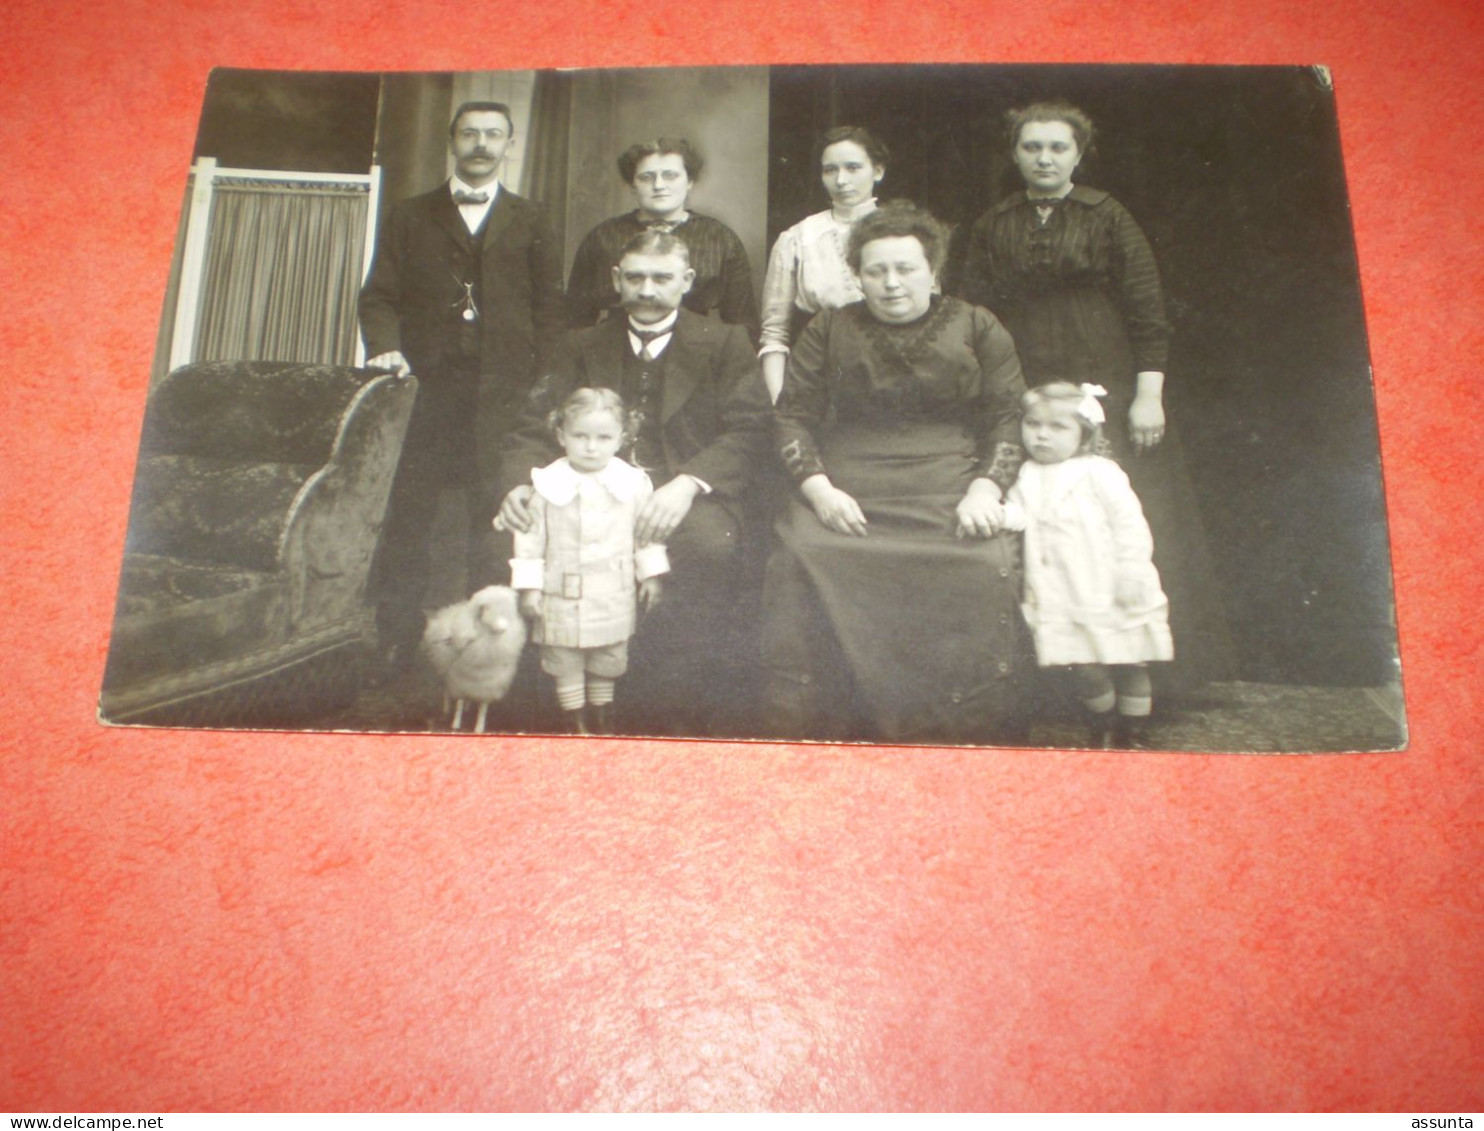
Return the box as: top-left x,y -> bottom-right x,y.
497,231 -> 772,734
360,101 -> 566,668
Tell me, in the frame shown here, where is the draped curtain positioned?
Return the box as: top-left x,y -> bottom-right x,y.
522,69 -> 574,260
194,178 -> 369,365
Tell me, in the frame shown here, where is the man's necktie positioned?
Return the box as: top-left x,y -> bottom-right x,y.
632,327 -> 665,362
453,190 -> 490,205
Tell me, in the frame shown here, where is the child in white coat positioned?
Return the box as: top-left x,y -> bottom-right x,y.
509,388 -> 669,734
998,382 -> 1173,748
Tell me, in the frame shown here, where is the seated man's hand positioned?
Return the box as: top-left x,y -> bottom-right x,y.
495,485 -> 536,534
636,477 -> 700,545
366,350 -> 412,378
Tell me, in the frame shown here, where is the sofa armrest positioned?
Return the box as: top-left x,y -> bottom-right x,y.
280,373 -> 418,628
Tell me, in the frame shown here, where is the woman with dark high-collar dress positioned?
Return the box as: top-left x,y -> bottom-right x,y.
960,100 -> 1231,685
565,137 -> 760,343
764,202 -> 1031,744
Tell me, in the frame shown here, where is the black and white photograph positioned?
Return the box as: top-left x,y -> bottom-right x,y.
98,62 -> 1405,752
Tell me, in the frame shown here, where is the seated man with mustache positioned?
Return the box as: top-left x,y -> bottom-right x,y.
498,231 -> 772,734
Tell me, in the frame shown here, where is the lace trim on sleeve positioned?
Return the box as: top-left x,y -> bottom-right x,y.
780,437 -> 825,481
979,440 -> 1025,491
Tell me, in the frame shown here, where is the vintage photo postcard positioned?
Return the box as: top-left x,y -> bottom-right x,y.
97,63 -> 1405,752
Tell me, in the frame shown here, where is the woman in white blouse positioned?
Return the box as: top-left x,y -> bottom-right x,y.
758,126 -> 888,401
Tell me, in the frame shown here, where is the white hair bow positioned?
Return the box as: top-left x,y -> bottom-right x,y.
1077,383 -> 1108,425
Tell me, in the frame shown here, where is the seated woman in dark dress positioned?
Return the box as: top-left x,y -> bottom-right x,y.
959,100 -> 1232,687
564,137 -> 760,343
763,202 -> 1031,744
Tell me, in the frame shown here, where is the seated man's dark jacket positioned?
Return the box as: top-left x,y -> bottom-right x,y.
500,310 -> 772,524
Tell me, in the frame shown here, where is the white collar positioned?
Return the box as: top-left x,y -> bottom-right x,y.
450,175 -> 501,202
627,311 -> 679,356
628,310 -> 679,336
531,456 -> 647,506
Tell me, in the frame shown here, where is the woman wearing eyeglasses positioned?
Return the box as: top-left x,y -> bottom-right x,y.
564,138 -> 760,342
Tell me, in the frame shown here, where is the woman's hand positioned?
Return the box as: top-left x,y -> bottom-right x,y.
801,474 -> 868,537
1129,371 -> 1166,452
638,576 -> 663,613
760,352 -> 787,404
956,477 -> 1005,539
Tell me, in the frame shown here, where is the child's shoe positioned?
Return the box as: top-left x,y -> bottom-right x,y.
1083,708 -> 1117,750
560,707 -> 590,735
1114,714 -> 1152,750
589,703 -> 616,735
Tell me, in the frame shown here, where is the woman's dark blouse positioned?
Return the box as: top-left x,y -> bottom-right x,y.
775,296 -> 1026,490
959,186 -> 1171,387
566,210 -> 761,342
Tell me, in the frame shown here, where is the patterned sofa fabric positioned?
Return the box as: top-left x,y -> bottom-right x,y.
101,362 -> 417,726
104,555 -> 283,688
125,457 -> 317,572
139,363 -> 382,463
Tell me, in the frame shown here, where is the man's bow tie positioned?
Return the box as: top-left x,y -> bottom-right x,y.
630,327 -> 667,345
454,189 -> 491,205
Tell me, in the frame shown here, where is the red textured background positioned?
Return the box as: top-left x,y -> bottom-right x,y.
3,0 -> 1481,1113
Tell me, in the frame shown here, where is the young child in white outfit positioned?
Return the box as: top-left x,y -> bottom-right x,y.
998,382 -> 1174,748
509,388 -> 669,735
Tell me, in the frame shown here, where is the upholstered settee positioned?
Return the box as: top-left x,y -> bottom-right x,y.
100,362 -> 417,727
